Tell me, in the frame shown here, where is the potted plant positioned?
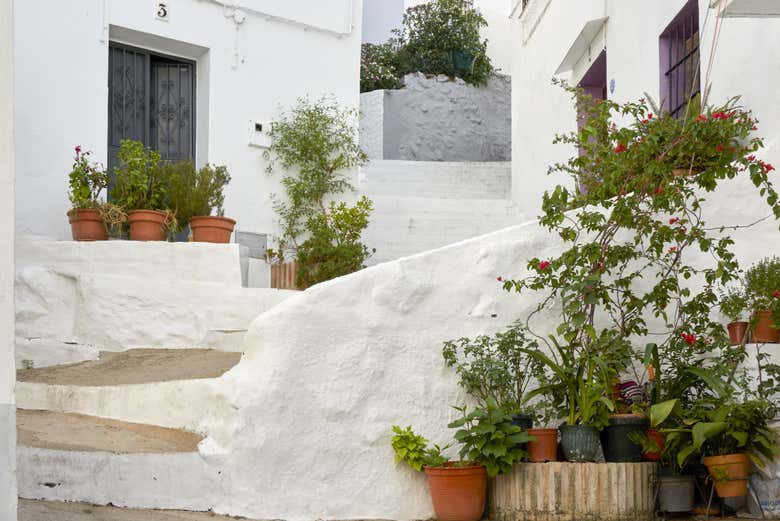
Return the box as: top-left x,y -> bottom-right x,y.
601,381 -> 650,463
719,287 -> 750,346
168,160 -> 235,243
391,399 -> 531,521
744,257 -> 780,343
67,146 -> 110,241
442,322 -> 542,433
111,139 -> 175,241
523,336 -> 615,463
526,399 -> 559,462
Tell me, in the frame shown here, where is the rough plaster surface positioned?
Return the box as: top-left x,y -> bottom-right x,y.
359,90 -> 384,160
18,499 -> 260,521
360,73 -> 511,161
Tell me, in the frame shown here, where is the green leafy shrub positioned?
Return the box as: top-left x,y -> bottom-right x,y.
167,161 -> 231,226
68,146 -> 109,210
393,0 -> 493,85
442,323 -> 541,412
744,257 -> 780,321
391,426 -> 448,471
449,398 -> 533,476
361,43 -> 403,93
719,287 -> 748,323
265,97 -> 373,286
111,139 -> 168,212
295,197 -> 375,288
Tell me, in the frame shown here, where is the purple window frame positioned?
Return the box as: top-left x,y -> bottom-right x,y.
660,0 -> 701,118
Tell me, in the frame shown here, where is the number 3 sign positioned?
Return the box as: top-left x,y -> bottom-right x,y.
156,2 -> 169,21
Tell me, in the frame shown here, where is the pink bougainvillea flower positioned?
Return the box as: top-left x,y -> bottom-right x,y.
668,246 -> 678,253
647,113 -> 654,120
681,333 -> 696,346
613,143 -> 627,154
747,155 -> 756,162
75,145 -> 81,154
497,276 -> 503,282
538,260 -> 551,271
669,217 -> 679,225
765,163 -> 776,173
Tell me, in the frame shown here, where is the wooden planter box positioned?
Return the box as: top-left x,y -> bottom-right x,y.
490,462 -> 658,521
271,261 -> 303,290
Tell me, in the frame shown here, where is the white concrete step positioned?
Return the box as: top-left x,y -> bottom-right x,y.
363,195 -> 526,264
19,499 -> 260,521
359,160 -> 511,199
17,410 -> 224,512
16,349 -> 238,431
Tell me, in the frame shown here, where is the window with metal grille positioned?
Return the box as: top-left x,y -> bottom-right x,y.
660,0 -> 700,119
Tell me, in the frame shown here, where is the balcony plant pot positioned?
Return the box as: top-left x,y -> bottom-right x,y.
127,210 -> 168,241
559,424 -> 600,462
703,453 -> 750,498
727,321 -> 750,346
190,215 -> 236,243
658,474 -> 695,513
601,413 -> 649,462
526,428 -> 558,462
753,311 -> 779,344
67,209 -> 107,241
643,428 -> 665,462
424,463 -> 486,521
511,413 -> 534,431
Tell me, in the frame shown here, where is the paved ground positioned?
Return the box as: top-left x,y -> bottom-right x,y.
16,348 -> 241,386
17,409 -> 203,453
18,500 -> 258,520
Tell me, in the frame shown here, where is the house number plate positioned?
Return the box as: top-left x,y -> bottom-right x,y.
156,2 -> 170,21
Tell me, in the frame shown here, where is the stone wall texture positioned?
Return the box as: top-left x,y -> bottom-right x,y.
360,72 -> 511,161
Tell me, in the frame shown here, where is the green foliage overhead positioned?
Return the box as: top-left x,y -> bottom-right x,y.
360,0 -> 494,92
265,97 -> 373,286
167,160 -> 231,225
111,139 -> 168,212
68,146 -> 109,210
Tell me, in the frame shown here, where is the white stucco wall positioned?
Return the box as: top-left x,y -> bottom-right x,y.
0,0 -> 17,518
510,0 -> 780,215
13,0 -> 362,242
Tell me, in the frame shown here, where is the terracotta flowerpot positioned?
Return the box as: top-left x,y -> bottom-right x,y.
424,463 -> 486,521
526,428 -> 558,462
189,215 -> 236,243
703,453 -> 750,498
643,428 -> 665,462
68,208 -> 107,241
727,321 -> 750,346
127,210 -> 168,241
753,310 -> 779,344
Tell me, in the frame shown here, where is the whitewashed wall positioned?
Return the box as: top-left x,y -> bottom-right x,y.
13,0 -> 361,241
510,0 -> 780,214
0,0 -> 17,518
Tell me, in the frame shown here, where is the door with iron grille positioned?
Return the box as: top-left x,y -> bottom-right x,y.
107,43 -> 195,182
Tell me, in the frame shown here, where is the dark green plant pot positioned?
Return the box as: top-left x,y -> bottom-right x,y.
559,424 -> 601,462
601,414 -> 649,462
511,413 -> 534,431
450,50 -> 475,76
658,474 -> 695,513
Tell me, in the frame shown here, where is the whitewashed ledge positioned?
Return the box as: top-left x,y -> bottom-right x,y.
490,462 -> 658,521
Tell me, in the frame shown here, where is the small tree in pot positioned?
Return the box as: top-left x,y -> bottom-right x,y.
719,287 -> 750,346
167,160 -> 234,243
744,257 -> 780,343
67,146 -> 110,241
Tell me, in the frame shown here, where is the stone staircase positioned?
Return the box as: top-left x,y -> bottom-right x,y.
357,160 -> 525,264
14,239 -> 294,516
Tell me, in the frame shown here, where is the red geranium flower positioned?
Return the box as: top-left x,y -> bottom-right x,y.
613,143 -> 627,154
497,276 -> 503,282
773,290 -> 779,298
681,333 -> 696,346
538,260 -> 551,271
697,114 -> 708,122
669,217 -> 679,225
715,144 -> 724,152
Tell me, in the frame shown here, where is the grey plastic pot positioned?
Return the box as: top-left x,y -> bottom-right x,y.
658,474 -> 695,513
559,424 -> 601,462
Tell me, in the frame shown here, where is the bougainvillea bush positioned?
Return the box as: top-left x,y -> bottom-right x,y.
503,80 -> 780,420
360,43 -> 403,93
